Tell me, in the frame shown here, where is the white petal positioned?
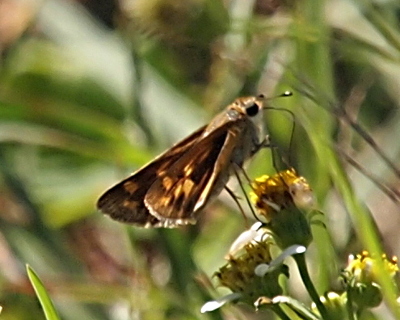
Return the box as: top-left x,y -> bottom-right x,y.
270,245 -> 306,267
271,296 -> 290,304
251,221 -> 264,230
290,182 -> 315,209
200,293 -> 242,313
255,245 -> 306,275
254,263 -> 270,277
227,222 -> 269,258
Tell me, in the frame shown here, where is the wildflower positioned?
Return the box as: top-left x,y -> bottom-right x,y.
201,223 -> 306,313
250,168 -> 314,249
251,168 -> 315,219
345,251 -> 398,281
342,251 -> 399,308
215,239 -> 286,306
311,292 -> 347,319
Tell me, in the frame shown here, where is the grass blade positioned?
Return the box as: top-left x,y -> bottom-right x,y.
26,264 -> 61,320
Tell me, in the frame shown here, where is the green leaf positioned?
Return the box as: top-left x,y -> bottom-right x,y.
26,264 -> 61,320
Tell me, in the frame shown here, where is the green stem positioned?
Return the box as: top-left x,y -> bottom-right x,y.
272,305 -> 292,320
294,253 -> 332,320
345,282 -> 357,320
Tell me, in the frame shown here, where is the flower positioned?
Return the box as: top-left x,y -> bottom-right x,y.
342,251 -> 399,308
250,168 -> 314,249
201,223 -> 306,313
250,168 -> 315,221
345,251 -> 398,282
215,239 -> 285,305
311,292 -> 347,319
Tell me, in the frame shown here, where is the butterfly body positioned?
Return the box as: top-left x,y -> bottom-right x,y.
97,95 -> 266,228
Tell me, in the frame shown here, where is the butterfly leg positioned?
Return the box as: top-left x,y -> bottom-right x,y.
251,135 -> 271,156
224,186 -> 249,227
232,164 -> 262,223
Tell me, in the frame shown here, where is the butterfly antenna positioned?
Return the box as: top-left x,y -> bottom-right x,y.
258,90 -> 296,167
257,91 -> 293,101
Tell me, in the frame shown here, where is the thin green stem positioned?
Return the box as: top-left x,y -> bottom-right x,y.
271,304 -> 292,320
294,253 -> 332,320
345,279 -> 357,320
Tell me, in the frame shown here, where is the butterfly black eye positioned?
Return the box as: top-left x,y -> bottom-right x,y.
246,103 -> 260,117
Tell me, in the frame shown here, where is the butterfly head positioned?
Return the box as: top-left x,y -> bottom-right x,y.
230,95 -> 265,119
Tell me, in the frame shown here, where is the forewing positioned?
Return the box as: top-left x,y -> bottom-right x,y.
97,125 -> 206,227
144,120 -> 246,225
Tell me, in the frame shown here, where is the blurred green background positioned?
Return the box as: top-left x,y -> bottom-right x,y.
1,0 -> 400,319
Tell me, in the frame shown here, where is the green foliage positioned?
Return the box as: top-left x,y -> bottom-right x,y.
26,265 -> 61,320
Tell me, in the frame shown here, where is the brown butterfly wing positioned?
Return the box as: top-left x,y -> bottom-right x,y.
97,125 -> 206,227
144,120 -> 247,226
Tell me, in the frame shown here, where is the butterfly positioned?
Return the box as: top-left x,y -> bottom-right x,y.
97,95 -> 268,228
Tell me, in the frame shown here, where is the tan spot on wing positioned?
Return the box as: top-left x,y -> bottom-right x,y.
123,200 -> 139,209
160,196 -> 172,206
182,179 -> 195,195
173,184 -> 182,199
124,181 -> 139,194
173,179 -> 194,199
162,176 -> 174,190
184,164 -> 194,175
